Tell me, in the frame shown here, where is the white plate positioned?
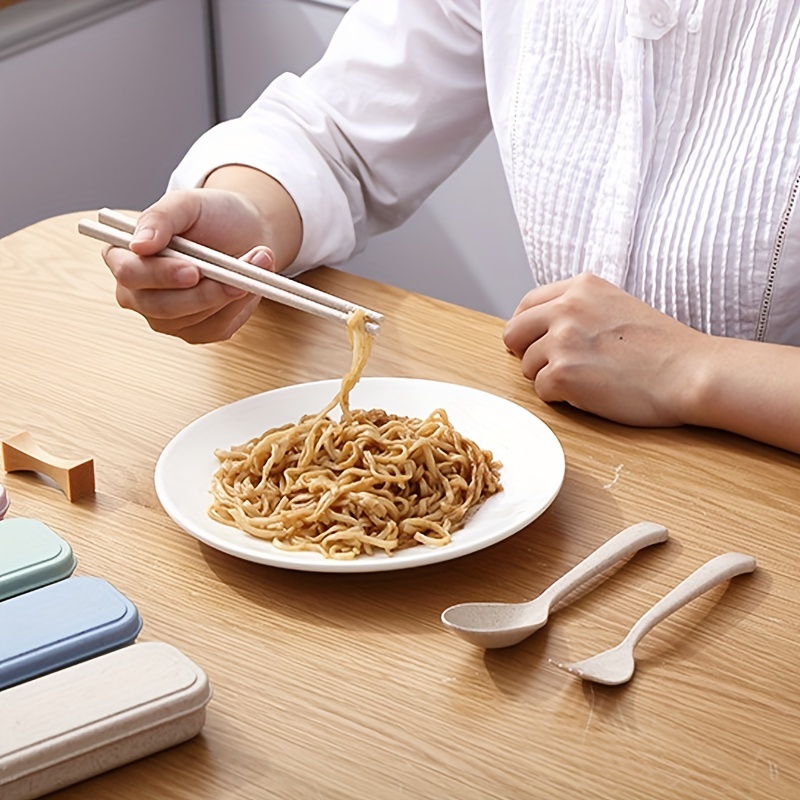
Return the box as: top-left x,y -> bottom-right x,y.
155,378 -> 565,573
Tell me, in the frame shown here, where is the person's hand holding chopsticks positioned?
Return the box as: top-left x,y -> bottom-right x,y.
102,167 -> 304,344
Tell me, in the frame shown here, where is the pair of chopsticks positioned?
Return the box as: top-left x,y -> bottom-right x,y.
78,209 -> 383,335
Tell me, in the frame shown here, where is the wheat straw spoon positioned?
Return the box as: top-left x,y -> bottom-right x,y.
440,521 -> 669,649
552,551 -> 756,685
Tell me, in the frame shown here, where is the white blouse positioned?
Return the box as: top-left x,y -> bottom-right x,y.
170,0 -> 800,345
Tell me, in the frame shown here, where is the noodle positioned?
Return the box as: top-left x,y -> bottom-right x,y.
209,310 -> 503,559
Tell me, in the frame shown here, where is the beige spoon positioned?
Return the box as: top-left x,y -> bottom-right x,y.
441,521 -> 669,649
553,551 -> 756,685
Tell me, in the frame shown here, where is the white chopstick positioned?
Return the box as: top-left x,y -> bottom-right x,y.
78,209 -> 382,335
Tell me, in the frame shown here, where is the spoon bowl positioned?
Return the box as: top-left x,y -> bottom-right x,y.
441,602 -> 550,648
441,521 -> 669,649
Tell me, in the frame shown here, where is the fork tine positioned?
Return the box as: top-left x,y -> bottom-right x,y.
549,647 -> 636,685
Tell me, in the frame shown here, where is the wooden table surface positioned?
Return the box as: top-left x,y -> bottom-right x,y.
1,211 -> 798,799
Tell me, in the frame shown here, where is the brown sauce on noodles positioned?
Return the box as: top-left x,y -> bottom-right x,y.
209,310 -> 502,559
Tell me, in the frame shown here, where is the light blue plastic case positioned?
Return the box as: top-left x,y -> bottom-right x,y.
0,518 -> 77,601
0,575 -> 142,690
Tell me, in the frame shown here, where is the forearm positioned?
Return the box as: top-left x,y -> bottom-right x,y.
203,165 -> 303,273
682,336 -> 800,453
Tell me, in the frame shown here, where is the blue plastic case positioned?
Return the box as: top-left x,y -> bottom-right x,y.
0,518 -> 77,601
0,575 -> 142,690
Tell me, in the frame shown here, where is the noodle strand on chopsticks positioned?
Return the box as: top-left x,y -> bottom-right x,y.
209,310 -> 502,559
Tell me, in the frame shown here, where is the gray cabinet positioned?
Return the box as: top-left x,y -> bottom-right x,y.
0,0 -> 214,238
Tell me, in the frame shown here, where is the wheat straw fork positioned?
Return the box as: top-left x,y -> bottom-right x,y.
78,208 -> 383,335
553,551 -> 756,685
441,521 -> 669,649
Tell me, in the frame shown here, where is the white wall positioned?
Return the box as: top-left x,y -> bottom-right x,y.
0,0 -> 214,238
212,0 -> 533,318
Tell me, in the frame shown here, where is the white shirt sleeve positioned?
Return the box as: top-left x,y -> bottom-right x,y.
168,0 -> 490,273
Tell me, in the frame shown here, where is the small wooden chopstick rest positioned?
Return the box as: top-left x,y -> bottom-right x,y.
1,432 -> 95,502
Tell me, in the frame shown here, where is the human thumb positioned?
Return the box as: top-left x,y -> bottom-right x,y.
129,190 -> 203,255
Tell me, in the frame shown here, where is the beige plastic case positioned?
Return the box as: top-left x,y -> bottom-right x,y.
0,641 -> 212,800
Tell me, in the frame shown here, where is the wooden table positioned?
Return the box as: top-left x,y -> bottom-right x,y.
1,211 -> 798,799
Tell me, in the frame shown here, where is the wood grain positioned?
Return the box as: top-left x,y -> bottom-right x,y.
1,212 -> 798,799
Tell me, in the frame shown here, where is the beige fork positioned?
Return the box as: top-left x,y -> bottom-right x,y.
553,552 -> 756,685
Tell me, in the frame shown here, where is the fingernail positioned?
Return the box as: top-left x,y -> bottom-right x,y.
248,248 -> 274,270
223,284 -> 248,297
175,265 -> 197,286
132,226 -> 156,243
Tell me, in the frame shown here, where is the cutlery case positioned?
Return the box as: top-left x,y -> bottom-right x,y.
0,575 -> 142,690
0,518 -> 77,601
0,641 -> 212,800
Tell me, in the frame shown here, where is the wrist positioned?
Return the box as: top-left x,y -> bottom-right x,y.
203,165 -> 303,271
675,334 -> 736,429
